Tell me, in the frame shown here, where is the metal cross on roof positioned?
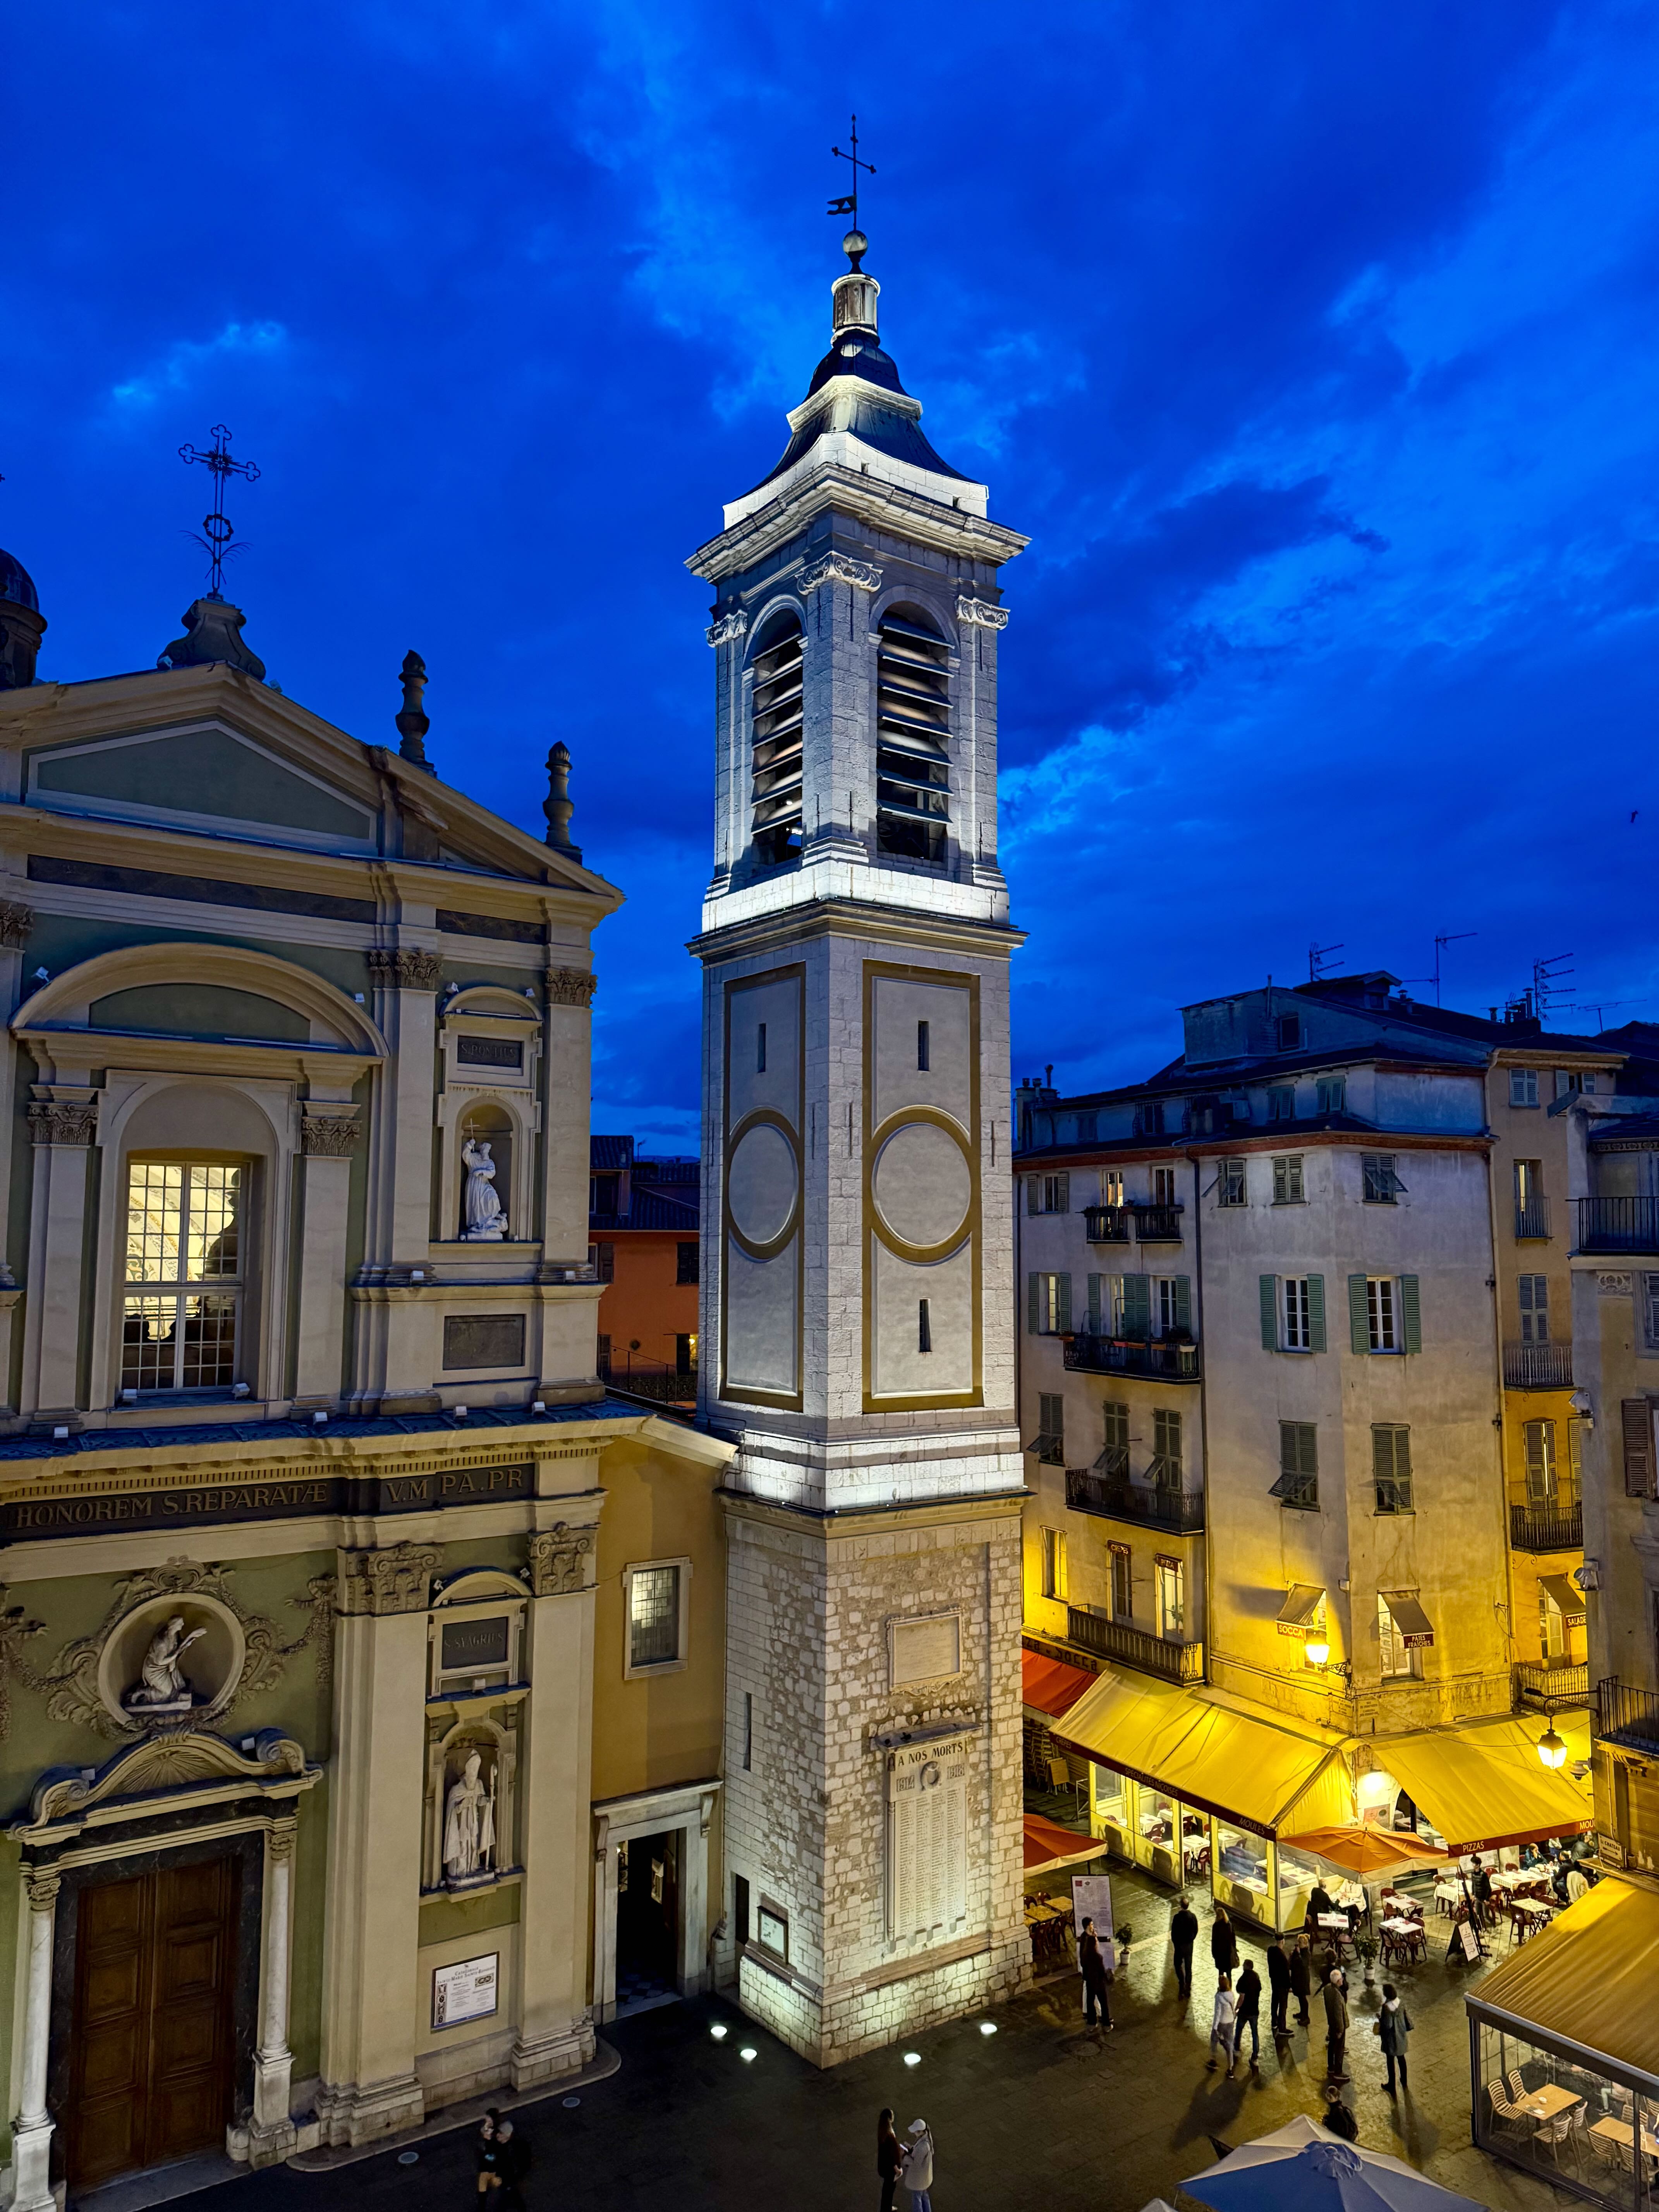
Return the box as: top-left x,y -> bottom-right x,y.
178,423 -> 260,597
829,114 -> 875,223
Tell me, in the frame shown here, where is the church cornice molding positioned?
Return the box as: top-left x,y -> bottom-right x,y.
686,463 -> 1028,584
688,895 -> 1027,969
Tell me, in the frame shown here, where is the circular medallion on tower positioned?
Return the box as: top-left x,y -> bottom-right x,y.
726,1116 -> 800,1257
870,1118 -> 972,1259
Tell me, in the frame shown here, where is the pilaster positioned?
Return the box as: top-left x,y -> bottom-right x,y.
292,1108 -> 360,1407
361,945 -> 442,1413
539,969 -> 598,1269
20,1087 -> 98,1423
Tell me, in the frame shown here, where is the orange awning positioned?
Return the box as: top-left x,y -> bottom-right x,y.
1281,1825 -> 1446,1878
1023,1813 -> 1106,1872
1022,1650 -> 1096,1719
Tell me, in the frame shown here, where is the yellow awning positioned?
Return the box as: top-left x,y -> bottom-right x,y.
1366,1719 -> 1594,1856
1538,1573 -> 1586,1626
1276,1583 -> 1326,1633
1472,1877 -> 1659,2088
1054,1668 -> 1351,1840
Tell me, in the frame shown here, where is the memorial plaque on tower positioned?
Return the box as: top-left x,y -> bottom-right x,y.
885,1737 -> 970,1940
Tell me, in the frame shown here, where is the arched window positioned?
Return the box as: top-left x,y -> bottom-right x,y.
876,610 -> 950,862
749,617 -> 804,866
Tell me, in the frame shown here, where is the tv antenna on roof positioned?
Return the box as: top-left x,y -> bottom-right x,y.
829,115 -> 875,225
1533,951 -> 1575,1022
1432,929 -> 1476,1007
1308,941 -> 1345,982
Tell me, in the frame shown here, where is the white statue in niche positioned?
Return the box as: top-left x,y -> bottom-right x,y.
442,1748 -> 497,1884
124,1614 -> 207,1715
460,1137 -> 508,1240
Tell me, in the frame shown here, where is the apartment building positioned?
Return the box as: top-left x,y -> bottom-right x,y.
589,1134 -> 700,1401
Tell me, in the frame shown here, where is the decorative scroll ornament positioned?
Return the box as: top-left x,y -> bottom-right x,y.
546,968 -> 598,1008
284,1575 -> 337,1690
955,594 -> 1009,630
798,553 -> 882,596
301,1112 -> 361,1158
366,946 -> 444,992
339,1542 -> 439,1617
24,1728 -> 313,1832
28,1099 -> 97,1147
25,1873 -> 60,1910
527,1522 -> 595,1597
0,901 -> 33,950
706,610 -> 749,647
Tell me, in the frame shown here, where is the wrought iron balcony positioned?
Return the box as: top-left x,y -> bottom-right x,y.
1509,1499 -> 1583,1553
1066,1466 -> 1205,1534
1133,1204 -> 1184,1242
1062,1333 -> 1201,1382
1515,1199 -> 1552,1240
1066,1607 -> 1204,1685
1577,1196 -> 1659,1254
1503,1341 -> 1573,1390
1083,1205 -> 1131,1245
1515,1660 -> 1589,1712
1597,1676 -> 1659,1752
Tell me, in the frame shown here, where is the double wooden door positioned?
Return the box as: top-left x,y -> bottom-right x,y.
66,1857 -> 239,2187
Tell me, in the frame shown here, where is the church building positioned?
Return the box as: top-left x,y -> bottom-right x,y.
0,560 -> 732,2203
689,226 -> 1031,2063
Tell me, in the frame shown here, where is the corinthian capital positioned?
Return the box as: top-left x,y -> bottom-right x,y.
366,947 -> 443,992
546,968 -> 598,1008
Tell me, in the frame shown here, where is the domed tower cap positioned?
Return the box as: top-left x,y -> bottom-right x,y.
0,549 -> 45,690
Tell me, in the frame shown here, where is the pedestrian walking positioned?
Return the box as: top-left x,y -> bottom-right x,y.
901,2119 -> 935,2212
1322,2084 -> 1359,2142
1321,1967 -> 1349,2083
1209,1903 -> 1238,1977
1289,1933 -> 1312,2026
492,2117 -> 530,2212
1206,1971 -> 1238,2075
1266,1935 -> 1291,2038
1233,1959 -> 1261,2070
1375,1982 -> 1413,2095
1171,1895 -> 1199,2000
877,2109 -> 903,2212
1078,1917 -> 1113,2030
475,2109 -> 504,2199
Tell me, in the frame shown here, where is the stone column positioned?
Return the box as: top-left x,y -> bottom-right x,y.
20,1089 -> 98,1424
292,1109 -> 361,1408
318,1544 -> 436,2147
249,1823 -> 299,2164
363,947 -> 442,1414
12,1871 -> 59,2212
510,1522 -> 599,2088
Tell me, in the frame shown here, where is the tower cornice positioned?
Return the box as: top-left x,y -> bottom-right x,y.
687,893 -> 1026,969
686,462 -> 1028,586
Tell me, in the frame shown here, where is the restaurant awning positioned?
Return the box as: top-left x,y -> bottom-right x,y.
1538,1573 -> 1587,1626
1381,1590 -> 1435,1647
1054,1668 -> 1352,1841
1470,1877 -> 1659,2091
1022,1650 -> 1096,1720
1275,1583 -> 1325,1635
1022,1812 -> 1107,1874
1367,1720 -> 1593,1856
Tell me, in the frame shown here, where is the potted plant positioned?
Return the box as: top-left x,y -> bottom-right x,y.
1356,1933 -> 1379,1989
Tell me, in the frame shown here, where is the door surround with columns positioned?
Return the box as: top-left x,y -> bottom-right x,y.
590,1778 -> 720,2025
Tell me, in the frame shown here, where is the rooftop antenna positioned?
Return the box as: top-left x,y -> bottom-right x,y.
1432,929 -> 1477,1007
829,114 -> 875,228
179,424 -> 259,597
1308,941 -> 1345,982
1533,952 -> 1575,1023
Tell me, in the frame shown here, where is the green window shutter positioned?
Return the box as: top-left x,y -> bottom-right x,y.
1307,1274 -> 1326,1353
1027,1273 -> 1041,1336
1122,1274 -> 1151,1338
1087,1274 -> 1103,1333
1372,1425 -> 1393,1483
1622,1399 -> 1654,1498
1172,1276 -> 1192,1334
1056,1273 -> 1073,1332
1400,1274 -> 1422,1353
1026,1178 -> 1038,1216
1056,1171 -> 1070,1212
1259,1275 -> 1278,1351
1348,1274 -> 1369,1355
1396,1425 -> 1412,1478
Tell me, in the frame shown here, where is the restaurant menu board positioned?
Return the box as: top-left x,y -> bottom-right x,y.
1072,1874 -> 1115,1970
432,1951 -> 499,2030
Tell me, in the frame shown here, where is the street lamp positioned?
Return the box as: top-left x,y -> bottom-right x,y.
1304,1630 -> 1331,1668
1537,1724 -> 1568,1770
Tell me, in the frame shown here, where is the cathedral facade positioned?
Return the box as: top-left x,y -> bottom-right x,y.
689,232 -> 1030,2063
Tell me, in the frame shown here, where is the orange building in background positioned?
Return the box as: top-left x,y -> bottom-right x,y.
589,1134 -> 700,1402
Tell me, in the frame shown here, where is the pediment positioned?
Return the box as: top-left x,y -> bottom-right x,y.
27,719 -> 378,852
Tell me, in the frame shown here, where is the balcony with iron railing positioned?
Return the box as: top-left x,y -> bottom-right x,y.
1083,1205 -> 1131,1245
1067,1606 -> 1204,1685
1062,1333 -> 1201,1382
1133,1204 -> 1184,1243
1515,1198 -> 1552,1240
1508,1496 -> 1583,1552
1515,1659 -> 1589,1712
1577,1196 -> 1659,1254
1596,1677 -> 1659,1752
1502,1341 -> 1573,1390
1065,1465 -> 1206,1535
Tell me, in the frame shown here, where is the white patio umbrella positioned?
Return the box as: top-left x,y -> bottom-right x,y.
1183,2114 -> 1489,2212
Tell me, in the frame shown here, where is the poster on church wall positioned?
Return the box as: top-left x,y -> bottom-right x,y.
886,1736 -> 970,1940
432,1951 -> 499,2029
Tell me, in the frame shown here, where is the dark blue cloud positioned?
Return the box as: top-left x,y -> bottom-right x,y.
5,0 -> 1655,1136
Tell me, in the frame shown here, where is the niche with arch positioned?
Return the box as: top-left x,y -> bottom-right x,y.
457,1102 -> 514,1241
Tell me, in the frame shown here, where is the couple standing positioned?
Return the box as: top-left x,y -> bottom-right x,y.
877,2111 -> 936,2212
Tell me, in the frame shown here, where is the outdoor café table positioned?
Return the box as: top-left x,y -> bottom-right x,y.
1513,1899 -> 1555,1941
1516,2084 -> 1583,2125
1591,2116 -> 1659,2162
1433,1880 -> 1463,1913
1316,1912 -> 1354,1958
1381,1918 -> 1427,1964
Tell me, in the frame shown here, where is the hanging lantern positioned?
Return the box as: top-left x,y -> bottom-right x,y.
1537,1725 -> 1568,1770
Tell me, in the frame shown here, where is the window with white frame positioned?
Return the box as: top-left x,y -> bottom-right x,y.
1029,1273 -> 1070,1334
1267,1085 -> 1295,1123
1109,1544 -> 1132,1620
1150,1408 -> 1182,1490
1101,1169 -> 1125,1207
1283,1276 -> 1312,1351
1377,1593 -> 1421,1678
1099,1401 -> 1130,1479
625,1560 -> 690,1674
1217,1158 -> 1247,1206
1509,1068 -> 1539,1108
1368,1276 -> 1399,1352
1272,1154 -> 1304,1204
122,1160 -> 245,1395
1155,1556 -> 1185,1639
1040,1525 -> 1068,1601
1518,1274 -> 1550,1345
1152,1166 -> 1177,1207
1029,1172 -> 1070,1214
1316,1076 -> 1345,1114
1154,1275 -> 1192,1338
1523,1419 -> 1559,1505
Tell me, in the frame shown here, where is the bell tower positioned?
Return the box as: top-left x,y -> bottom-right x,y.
689,225 -> 1029,2064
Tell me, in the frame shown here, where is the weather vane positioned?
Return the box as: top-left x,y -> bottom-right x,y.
829,115 -> 874,227
178,424 -> 260,597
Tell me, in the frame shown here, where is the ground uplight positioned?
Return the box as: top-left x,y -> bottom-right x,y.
710,2023 -> 729,2040
903,2051 -> 921,2066
979,2021 -> 998,2036
740,2046 -> 757,2062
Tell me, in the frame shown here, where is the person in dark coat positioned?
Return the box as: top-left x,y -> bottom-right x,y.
1266,1936 -> 1292,2038
475,2111 -> 505,2199
1171,1896 -> 1199,1999
1322,2085 -> 1359,2142
1472,1862 -> 1495,1925
1233,1959 -> 1262,2069
1289,1933 -> 1313,2026
1306,1880 -> 1337,1926
877,2109 -> 903,2212
1209,1903 -> 1238,1976
1078,1917 -> 1113,2030
492,2118 -> 530,2212
1322,1968 -> 1350,2083
1376,1984 -> 1413,2095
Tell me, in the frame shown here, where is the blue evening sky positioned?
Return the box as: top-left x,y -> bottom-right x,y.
9,3 -> 1658,1146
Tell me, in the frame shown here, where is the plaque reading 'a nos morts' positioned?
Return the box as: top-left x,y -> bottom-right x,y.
886,1736 -> 970,1941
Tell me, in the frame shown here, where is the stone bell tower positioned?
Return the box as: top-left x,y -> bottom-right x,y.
688,227 -> 1030,2064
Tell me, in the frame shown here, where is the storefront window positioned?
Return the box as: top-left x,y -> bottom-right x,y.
1473,2018 -> 1657,2208
1092,1767 -> 1127,1838
1216,1824 -> 1271,1923
1277,1841 -> 1321,1929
